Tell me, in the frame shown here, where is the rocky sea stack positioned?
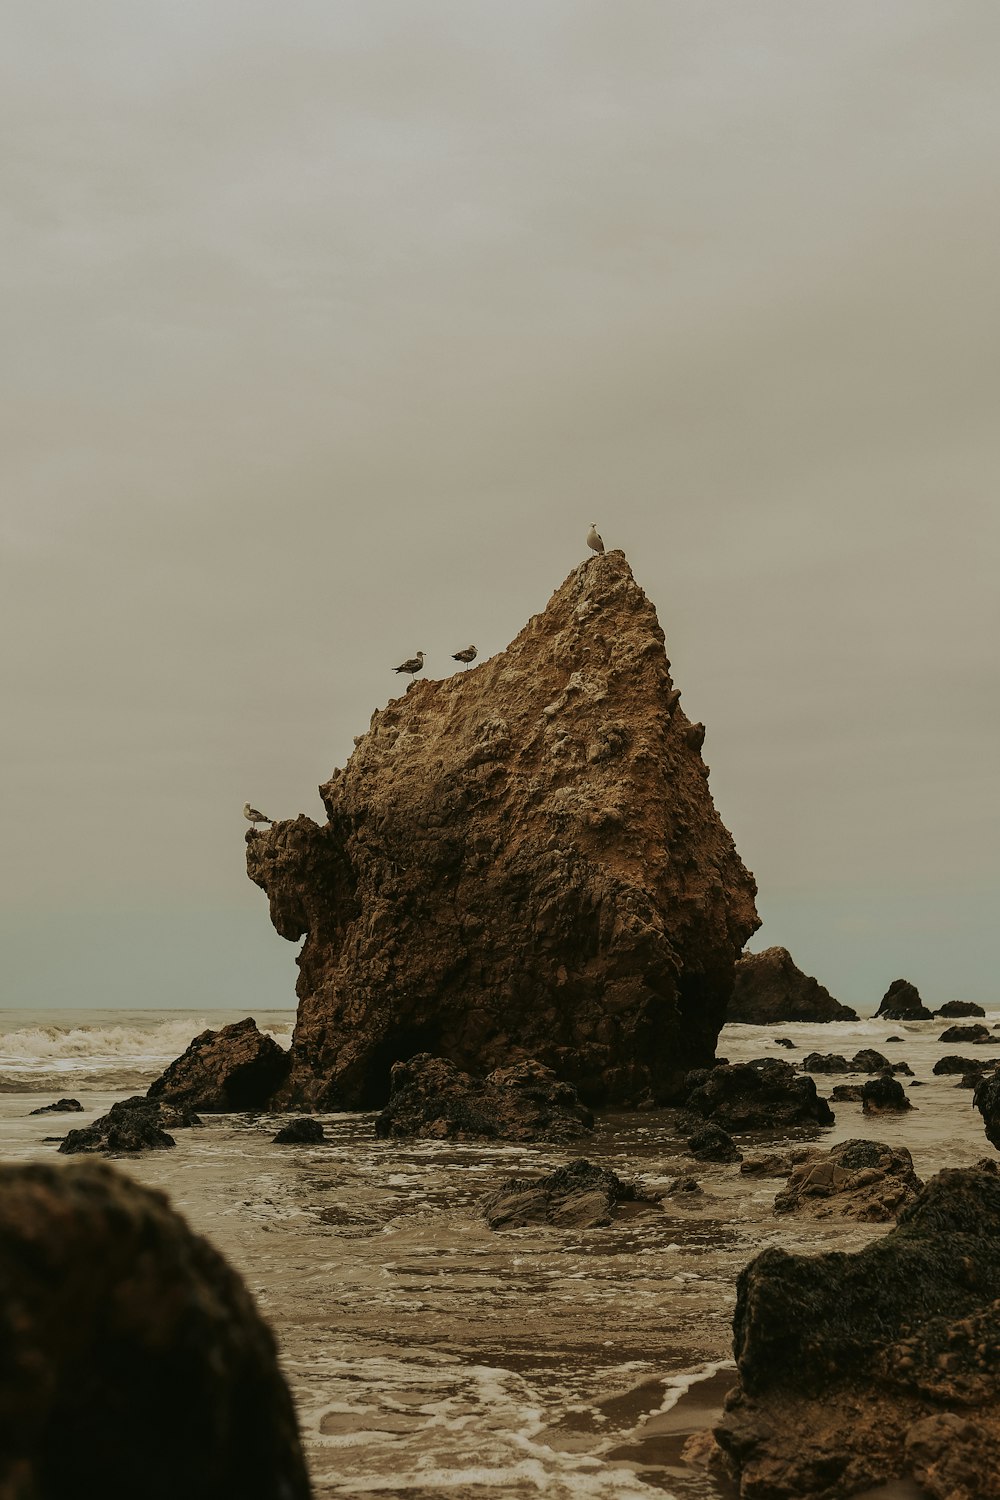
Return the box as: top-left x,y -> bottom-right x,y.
246,551 -> 759,1109
727,946 -> 857,1023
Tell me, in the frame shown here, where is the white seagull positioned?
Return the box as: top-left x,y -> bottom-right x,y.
587,524 -> 605,555
244,803 -> 273,828
393,650 -> 425,678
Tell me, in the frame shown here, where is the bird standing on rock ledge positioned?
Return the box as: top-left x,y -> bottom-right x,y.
452,645 -> 477,668
393,650 -> 425,678
587,524 -> 605,555
243,803 -> 273,828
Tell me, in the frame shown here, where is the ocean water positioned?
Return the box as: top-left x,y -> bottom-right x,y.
1,1005 -> 997,1499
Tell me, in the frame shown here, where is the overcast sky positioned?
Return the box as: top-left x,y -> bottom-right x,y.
2,1 -> 998,1016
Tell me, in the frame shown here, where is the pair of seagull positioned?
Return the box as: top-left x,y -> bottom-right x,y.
393,645 -> 476,679
394,528 -> 605,680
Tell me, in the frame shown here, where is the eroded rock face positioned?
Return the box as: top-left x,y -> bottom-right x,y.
684,1060 -> 834,1131
247,552 -> 759,1109
0,1160 -> 311,1500
727,947 -> 857,1023
481,1158 -> 660,1230
373,1054 -> 594,1142
875,978 -> 932,1020
58,1096 -> 186,1155
147,1018 -> 290,1112
773,1139 -> 923,1222
273,1118 -> 325,1145
715,1167 -> 1000,1499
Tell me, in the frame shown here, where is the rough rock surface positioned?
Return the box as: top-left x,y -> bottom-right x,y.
935,1053 -> 1000,1075
936,1000 -> 987,1018
830,1084 -> 864,1102
875,978 -> 933,1020
939,1022 -> 992,1044
727,946 -> 857,1023
28,1098 -> 82,1116
684,1060 -> 834,1131
0,1160 -> 311,1499
373,1054 -> 593,1142
715,1167 -> 1000,1499
273,1118 -> 325,1145
687,1122 -> 742,1163
800,1052 -> 850,1073
974,1073 -> 1000,1150
148,1018 -> 290,1112
58,1096 -> 187,1155
773,1139 -> 923,1221
245,552 -> 760,1109
862,1076 -> 912,1114
481,1157 -> 660,1230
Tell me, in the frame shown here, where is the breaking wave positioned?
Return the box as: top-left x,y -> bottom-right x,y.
0,1013 -> 295,1077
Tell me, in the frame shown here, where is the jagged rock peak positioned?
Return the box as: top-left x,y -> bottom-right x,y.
247,550 -> 760,1109
728,945 -> 858,1023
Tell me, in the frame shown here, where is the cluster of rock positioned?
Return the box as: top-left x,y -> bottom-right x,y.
0,1160 -> 311,1499
682,1059 -> 834,1132
800,1049 -> 911,1076
58,1096 -> 201,1155
726,947 -> 857,1023
715,1166 -> 1000,1499
243,551 -> 760,1111
373,1054 -> 594,1142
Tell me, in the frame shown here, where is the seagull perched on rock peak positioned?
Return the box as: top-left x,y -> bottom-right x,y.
244,803 -> 273,828
393,650 -> 425,678
587,524 -> 605,555
452,645 -> 477,668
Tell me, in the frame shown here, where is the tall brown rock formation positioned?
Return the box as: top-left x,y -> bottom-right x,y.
247,551 -> 759,1109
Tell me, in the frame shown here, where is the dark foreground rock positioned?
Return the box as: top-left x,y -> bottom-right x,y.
148,1018 -> 290,1112
861,1076 -> 912,1114
246,551 -> 760,1110
0,1160 -> 311,1499
687,1123 -> 742,1163
726,947 -> 857,1024
875,978 -> 932,1020
58,1096 -> 195,1155
481,1157 -> 660,1230
939,1022 -> 992,1044
935,1000 -> 987,1018
716,1167 -> 1000,1499
28,1098 -> 82,1115
373,1054 -> 593,1142
684,1060 -> 834,1131
974,1073 -> 1000,1150
273,1118 -> 325,1145
773,1139 -> 923,1222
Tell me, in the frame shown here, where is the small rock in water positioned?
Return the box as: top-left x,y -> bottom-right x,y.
875,978 -> 933,1020
59,1096 -> 178,1155
939,1023 -> 992,1045
861,1075 -> 912,1114
29,1098 -> 83,1116
830,1083 -> 864,1102
273,1118 -> 325,1145
935,1000 -> 987,1018
687,1123 -> 742,1163
685,1060 -> 834,1130
773,1037 -> 795,1048
800,1052 -> 850,1073
481,1157 -> 660,1230
934,1054 -> 1000,1075
773,1138 -> 923,1221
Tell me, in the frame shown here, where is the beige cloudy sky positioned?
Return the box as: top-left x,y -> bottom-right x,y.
2,1 -> 998,1012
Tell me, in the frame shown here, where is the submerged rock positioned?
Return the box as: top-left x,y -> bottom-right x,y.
246,552 -> 759,1110
727,947 -> 857,1023
687,1122 -> 742,1163
0,1160 -> 311,1499
148,1018 -> 290,1112
373,1054 -> 593,1142
272,1118 -> 325,1145
684,1060 -> 834,1131
481,1157 -> 660,1230
59,1096 -> 180,1154
773,1138 -> 923,1222
28,1098 -> 82,1116
861,1076 -> 912,1114
939,1022 -> 992,1044
875,978 -> 933,1021
715,1167 -> 1000,1499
